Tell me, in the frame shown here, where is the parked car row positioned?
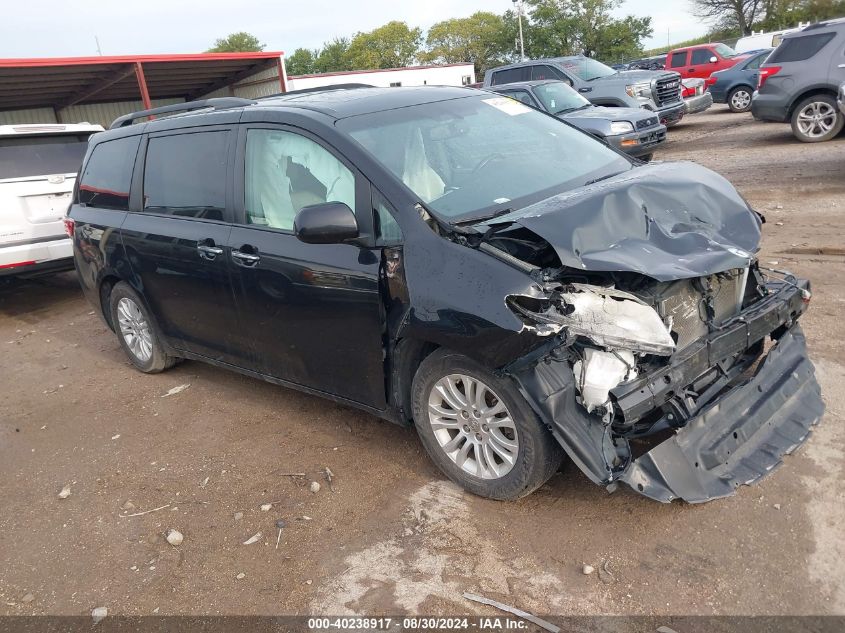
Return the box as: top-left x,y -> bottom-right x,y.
489,80 -> 666,160
482,56 -> 688,127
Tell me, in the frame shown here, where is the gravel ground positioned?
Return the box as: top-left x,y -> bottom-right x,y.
1,105 -> 843,619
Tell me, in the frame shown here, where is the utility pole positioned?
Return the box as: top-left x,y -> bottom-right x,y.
512,0 -> 526,61
95,36 -> 102,56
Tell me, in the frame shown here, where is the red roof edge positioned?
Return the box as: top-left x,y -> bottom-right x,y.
0,52 -> 284,69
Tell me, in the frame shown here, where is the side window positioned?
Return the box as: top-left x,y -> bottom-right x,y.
373,190 -> 402,245
530,65 -> 561,81
744,54 -> 765,70
669,51 -> 687,68
244,128 -> 355,231
768,33 -> 836,63
143,131 -> 228,220
490,67 -> 529,85
691,49 -> 713,64
78,136 -> 140,210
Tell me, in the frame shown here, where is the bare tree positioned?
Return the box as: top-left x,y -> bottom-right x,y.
693,0 -> 766,34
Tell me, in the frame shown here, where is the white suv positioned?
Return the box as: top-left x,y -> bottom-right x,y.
1,123 -> 103,276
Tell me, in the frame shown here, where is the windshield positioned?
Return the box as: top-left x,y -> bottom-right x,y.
339,95 -> 630,223
559,57 -> 617,81
0,134 -> 91,180
533,82 -> 591,113
714,43 -> 738,58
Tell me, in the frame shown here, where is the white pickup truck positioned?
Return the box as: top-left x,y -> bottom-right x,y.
1,123 -> 103,276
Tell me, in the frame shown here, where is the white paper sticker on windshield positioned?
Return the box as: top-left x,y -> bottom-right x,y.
482,97 -> 532,116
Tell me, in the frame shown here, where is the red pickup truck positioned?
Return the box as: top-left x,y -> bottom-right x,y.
665,43 -> 750,79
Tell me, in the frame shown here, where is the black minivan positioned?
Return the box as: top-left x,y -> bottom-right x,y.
69,87 -> 823,503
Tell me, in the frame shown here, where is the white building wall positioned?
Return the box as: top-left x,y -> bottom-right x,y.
287,64 -> 475,91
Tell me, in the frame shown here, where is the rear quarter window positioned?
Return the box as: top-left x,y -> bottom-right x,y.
78,135 -> 141,210
491,67 -> 530,85
768,32 -> 836,63
142,131 -> 228,220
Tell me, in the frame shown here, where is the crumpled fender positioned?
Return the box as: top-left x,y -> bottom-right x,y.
510,357 -> 628,485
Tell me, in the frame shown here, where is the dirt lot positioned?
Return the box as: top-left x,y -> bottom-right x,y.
1,106 -> 844,621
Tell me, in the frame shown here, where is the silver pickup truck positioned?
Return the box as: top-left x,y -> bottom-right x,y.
483,55 -> 686,126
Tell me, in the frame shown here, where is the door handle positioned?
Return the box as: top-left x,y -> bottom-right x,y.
839,64 -> 845,68
232,249 -> 261,267
197,241 -> 223,260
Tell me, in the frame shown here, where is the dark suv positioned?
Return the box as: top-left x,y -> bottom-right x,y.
68,88 -> 822,504
752,19 -> 845,141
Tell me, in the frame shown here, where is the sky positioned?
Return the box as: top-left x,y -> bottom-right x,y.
0,0 -> 710,59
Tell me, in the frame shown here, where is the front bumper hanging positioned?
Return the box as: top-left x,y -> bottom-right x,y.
619,324 -> 823,502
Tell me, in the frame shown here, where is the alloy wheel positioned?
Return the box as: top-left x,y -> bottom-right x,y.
427,374 -> 519,480
730,89 -> 751,111
116,297 -> 153,363
796,101 -> 838,138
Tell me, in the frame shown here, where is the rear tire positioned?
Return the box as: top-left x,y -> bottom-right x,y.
639,153 -> 654,162
727,86 -> 753,113
790,95 -> 844,142
411,349 -> 563,500
109,282 -> 177,373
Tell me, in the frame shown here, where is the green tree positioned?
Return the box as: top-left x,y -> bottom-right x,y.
314,37 -> 353,73
423,11 -> 517,75
207,32 -> 264,53
521,0 -> 653,62
286,48 -> 318,75
347,21 -> 423,69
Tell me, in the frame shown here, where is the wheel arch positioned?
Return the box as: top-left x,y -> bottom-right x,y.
787,87 -> 839,119
98,274 -> 123,331
729,83 -> 755,95
389,336 -> 440,424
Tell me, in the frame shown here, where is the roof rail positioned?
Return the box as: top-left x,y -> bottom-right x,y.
109,97 -> 256,129
258,83 -> 375,100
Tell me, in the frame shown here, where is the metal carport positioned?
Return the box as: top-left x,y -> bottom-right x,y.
0,52 -> 286,126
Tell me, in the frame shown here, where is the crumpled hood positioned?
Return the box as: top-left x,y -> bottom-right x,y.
498,161 -> 762,281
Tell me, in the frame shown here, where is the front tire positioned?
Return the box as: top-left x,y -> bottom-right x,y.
727,86 -> 753,113
791,95 -> 844,142
411,349 -> 563,500
109,282 -> 177,373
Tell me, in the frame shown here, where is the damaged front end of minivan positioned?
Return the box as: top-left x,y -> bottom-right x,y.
459,162 -> 825,503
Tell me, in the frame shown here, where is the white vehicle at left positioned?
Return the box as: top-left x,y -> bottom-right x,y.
0,123 -> 103,276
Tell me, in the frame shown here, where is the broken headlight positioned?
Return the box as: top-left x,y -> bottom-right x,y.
510,283 -> 676,356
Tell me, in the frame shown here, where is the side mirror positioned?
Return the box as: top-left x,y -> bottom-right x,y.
709,56 -> 718,63
294,202 -> 359,245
